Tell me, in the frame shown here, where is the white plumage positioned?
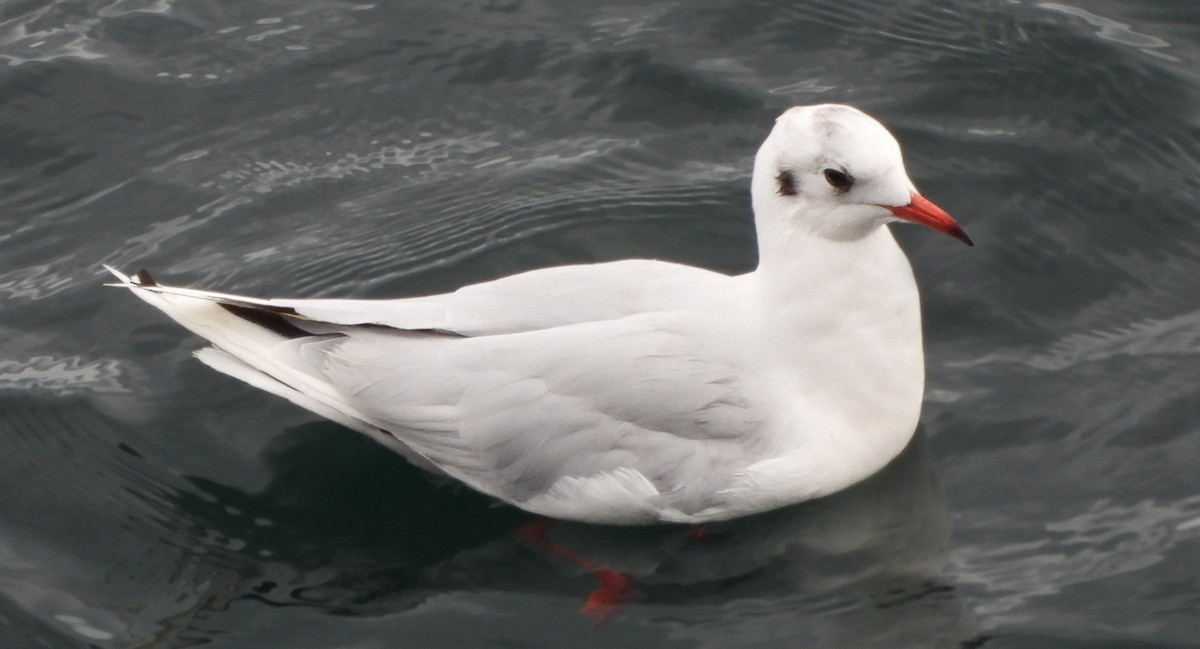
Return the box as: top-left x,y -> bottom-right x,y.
107,104 -> 971,524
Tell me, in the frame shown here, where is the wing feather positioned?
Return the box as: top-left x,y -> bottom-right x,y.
317,313 -> 767,517
109,260 -> 726,336
106,262 -> 763,522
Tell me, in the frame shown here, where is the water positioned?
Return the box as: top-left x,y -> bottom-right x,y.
2,0 -> 1199,646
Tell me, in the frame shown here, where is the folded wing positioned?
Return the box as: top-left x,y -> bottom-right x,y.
317,314 -> 767,522
105,263 -> 765,523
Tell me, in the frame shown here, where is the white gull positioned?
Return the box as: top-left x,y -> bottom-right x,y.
106,104 -> 972,525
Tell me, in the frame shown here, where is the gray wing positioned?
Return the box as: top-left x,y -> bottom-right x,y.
142,259 -> 729,336
106,263 -> 763,523
314,312 -> 768,523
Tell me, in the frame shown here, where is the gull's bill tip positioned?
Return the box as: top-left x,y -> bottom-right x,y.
886,193 -> 974,247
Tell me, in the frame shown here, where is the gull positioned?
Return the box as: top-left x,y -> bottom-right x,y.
106,104 -> 971,525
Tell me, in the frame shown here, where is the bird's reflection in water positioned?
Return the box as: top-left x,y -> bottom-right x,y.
490,423 -> 961,633
143,424 -> 977,646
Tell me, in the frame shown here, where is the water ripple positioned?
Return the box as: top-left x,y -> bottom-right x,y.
952,495 -> 1200,623
1039,3 -> 1175,60
950,308 -> 1200,372
0,0 -> 377,81
0,355 -> 128,395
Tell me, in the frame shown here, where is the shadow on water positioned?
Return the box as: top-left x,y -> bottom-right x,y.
135,424 -> 980,647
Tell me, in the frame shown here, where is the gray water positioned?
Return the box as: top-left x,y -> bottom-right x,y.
2,0 -> 1199,647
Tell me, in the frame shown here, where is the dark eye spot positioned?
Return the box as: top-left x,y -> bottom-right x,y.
823,168 -> 854,194
776,170 -> 797,197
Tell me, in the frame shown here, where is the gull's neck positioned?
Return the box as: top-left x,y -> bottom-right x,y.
747,217 -> 926,483
750,221 -> 922,352
753,208 -> 914,299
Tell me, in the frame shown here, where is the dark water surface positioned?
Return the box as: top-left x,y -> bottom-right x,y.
2,0 -> 1199,646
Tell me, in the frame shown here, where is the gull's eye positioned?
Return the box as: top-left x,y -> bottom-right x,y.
823,168 -> 854,194
776,170 -> 797,197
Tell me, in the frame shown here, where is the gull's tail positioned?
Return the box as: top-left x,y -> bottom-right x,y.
102,266 -> 407,452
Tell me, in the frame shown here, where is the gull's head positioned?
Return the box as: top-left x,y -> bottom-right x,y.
752,104 -> 972,246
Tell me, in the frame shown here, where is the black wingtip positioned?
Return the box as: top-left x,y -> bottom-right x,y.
134,269 -> 158,286
220,303 -> 312,339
